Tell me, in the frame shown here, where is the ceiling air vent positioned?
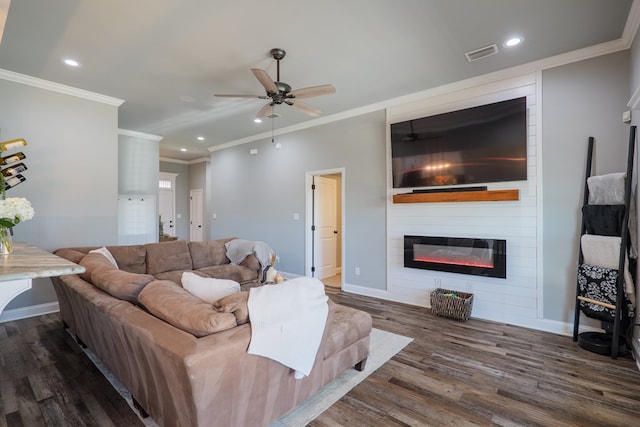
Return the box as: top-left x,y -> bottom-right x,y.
265,112 -> 281,119
465,44 -> 499,62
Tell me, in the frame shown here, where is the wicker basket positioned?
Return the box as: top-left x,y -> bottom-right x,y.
430,288 -> 474,321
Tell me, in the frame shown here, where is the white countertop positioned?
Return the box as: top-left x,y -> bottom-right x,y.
0,242 -> 85,282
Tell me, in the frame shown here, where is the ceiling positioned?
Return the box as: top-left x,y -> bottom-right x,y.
0,0 -> 635,161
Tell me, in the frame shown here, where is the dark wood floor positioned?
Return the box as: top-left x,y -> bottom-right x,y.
315,287 -> 640,427
1,287 -> 639,426
0,313 -> 143,426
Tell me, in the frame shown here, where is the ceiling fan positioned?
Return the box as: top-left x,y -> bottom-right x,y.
214,48 -> 336,119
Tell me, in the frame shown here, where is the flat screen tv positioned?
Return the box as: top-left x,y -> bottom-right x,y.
390,97 -> 527,189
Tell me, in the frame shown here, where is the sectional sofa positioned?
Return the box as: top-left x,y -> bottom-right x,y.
52,238 -> 372,427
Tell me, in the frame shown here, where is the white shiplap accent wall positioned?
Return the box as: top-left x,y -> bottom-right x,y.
385,74 -> 540,326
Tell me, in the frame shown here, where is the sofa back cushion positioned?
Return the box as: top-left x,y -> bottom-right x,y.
91,269 -> 155,303
145,240 -> 193,275
79,252 -> 118,282
107,245 -> 147,274
138,280 -> 237,337
188,239 -> 233,269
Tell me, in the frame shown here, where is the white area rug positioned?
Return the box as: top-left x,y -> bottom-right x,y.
84,328 -> 412,427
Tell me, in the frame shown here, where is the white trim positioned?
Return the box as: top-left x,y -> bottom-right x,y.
160,157 -> 210,165
0,68 -> 124,106
305,168 -> 346,279
536,69 -> 545,319
118,128 -> 163,141
342,283 -> 601,337
0,302 -> 60,324
622,0 -> 640,48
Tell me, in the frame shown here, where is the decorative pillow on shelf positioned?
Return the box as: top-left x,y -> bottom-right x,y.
89,246 -> 119,268
181,271 -> 241,303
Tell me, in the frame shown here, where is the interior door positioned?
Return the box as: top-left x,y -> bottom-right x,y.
190,189 -> 203,242
313,176 -> 337,279
158,188 -> 175,237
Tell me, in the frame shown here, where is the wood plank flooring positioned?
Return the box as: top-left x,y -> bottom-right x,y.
0,284 -> 639,426
315,287 -> 640,427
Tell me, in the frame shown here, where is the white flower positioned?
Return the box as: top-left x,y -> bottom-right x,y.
0,197 -> 35,228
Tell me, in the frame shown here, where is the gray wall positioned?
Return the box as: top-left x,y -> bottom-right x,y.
542,50 -> 630,323
209,112 -> 387,288
160,160 -> 191,241
0,78 -> 118,310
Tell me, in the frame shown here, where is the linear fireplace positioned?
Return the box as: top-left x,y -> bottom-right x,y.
404,235 -> 507,279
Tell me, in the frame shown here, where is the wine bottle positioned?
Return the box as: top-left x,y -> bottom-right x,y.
4,174 -> 26,190
0,138 -> 27,152
1,163 -> 27,177
0,152 -> 26,166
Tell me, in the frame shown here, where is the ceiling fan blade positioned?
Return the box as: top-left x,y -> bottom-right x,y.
291,100 -> 322,117
251,68 -> 279,94
214,94 -> 268,99
290,84 -> 336,99
256,102 -> 275,118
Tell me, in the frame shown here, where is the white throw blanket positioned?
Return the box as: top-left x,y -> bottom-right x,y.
225,239 -> 274,277
247,277 -> 328,379
581,234 -> 636,305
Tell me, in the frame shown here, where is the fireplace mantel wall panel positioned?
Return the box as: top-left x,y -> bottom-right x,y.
385,76 -> 539,327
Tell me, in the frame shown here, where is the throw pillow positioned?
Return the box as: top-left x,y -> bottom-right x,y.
181,271 -> 240,303
89,246 -> 118,268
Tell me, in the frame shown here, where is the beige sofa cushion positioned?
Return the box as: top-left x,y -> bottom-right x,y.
91,269 -> 155,303
197,264 -> 259,284
107,245 -> 147,274
189,239 -> 232,268
138,280 -> 237,337
79,252 -> 118,282
213,291 -> 249,325
145,240 -> 193,274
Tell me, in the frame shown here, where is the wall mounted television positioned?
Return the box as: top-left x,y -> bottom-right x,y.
390,97 -> 528,189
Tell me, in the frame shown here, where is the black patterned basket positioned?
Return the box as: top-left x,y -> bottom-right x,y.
430,288 -> 474,321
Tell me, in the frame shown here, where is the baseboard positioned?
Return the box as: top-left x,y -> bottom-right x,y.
0,302 -> 59,324
341,283 -> 602,337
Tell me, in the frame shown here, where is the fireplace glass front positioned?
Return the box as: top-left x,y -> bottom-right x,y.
404,235 -> 506,278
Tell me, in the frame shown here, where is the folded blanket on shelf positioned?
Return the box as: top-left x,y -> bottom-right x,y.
587,172 -> 626,205
247,277 -> 328,379
580,234 -> 635,305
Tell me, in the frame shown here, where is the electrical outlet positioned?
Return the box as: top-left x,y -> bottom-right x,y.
355,267 -> 360,275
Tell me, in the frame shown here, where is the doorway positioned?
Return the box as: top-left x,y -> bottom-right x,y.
305,169 -> 344,288
159,172 -> 177,238
190,189 -> 204,242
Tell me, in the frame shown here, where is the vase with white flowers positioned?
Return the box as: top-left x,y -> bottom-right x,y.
0,174 -> 34,254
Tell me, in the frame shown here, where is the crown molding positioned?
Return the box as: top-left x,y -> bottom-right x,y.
118,128 -> 163,141
622,0 -> 640,47
160,156 -> 209,165
0,68 -> 124,106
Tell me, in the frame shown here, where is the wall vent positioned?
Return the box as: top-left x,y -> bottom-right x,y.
465,44 -> 499,62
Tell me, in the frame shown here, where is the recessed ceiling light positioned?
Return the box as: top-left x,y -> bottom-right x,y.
196,136 -> 205,141
180,148 -> 187,152
254,118 -> 262,123
504,37 -> 523,47
63,58 -> 80,67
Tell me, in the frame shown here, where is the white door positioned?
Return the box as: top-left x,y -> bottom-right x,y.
313,176 -> 337,279
159,189 -> 175,237
190,189 -> 204,242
